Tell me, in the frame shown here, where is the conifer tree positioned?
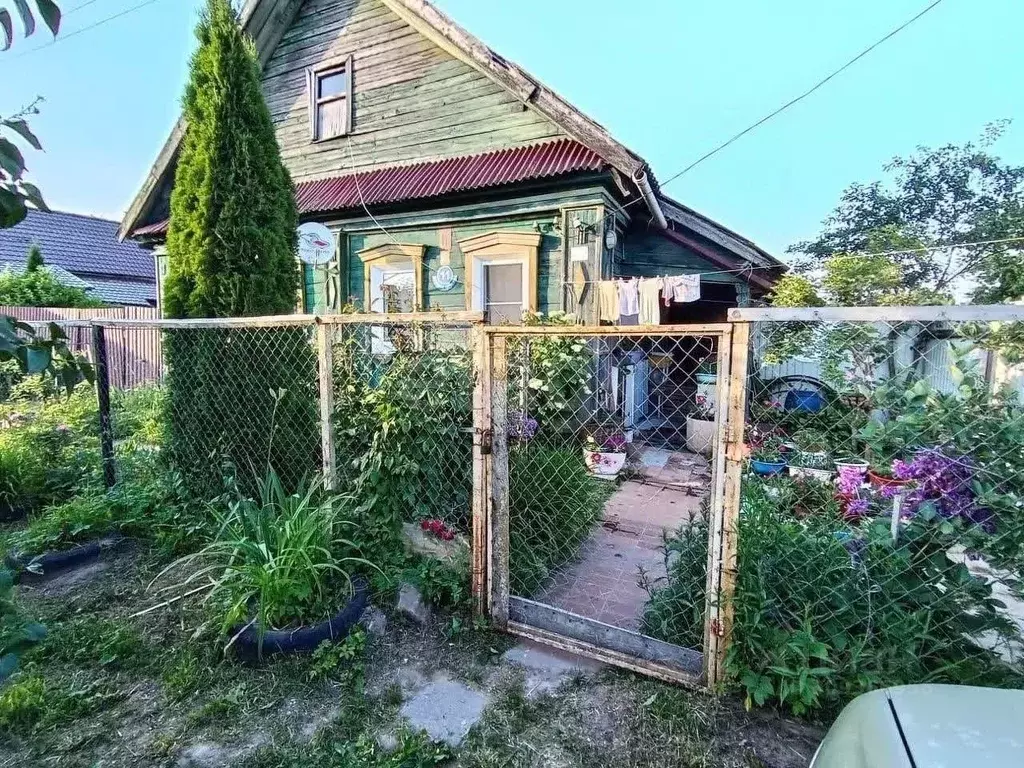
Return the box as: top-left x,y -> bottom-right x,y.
164,0 -> 297,318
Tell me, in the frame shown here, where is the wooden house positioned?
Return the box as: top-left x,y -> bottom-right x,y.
121,0 -> 784,323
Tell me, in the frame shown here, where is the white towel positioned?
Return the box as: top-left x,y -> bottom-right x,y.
664,275 -> 700,304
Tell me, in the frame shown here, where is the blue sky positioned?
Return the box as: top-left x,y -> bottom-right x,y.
2,0 -> 1022,259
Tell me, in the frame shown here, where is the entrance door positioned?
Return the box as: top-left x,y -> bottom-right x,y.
483,263 -> 524,324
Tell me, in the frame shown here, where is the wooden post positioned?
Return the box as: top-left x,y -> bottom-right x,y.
91,324 -> 116,489
316,320 -> 337,489
489,335 -> 510,627
706,321 -> 751,688
470,324 -> 491,616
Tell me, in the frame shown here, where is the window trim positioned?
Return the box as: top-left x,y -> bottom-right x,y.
460,231 -> 541,318
357,243 -> 425,313
307,55 -> 353,142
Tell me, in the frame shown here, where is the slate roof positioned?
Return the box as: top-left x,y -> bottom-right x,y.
0,210 -> 156,305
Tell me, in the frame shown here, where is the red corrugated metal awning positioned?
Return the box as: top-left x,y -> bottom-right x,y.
131,139 -> 606,237
295,138 -> 606,214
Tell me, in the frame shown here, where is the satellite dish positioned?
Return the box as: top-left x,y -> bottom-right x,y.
297,223 -> 335,266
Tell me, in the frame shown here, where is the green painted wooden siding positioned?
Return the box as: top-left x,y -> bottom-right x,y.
262,0 -> 566,184
617,230 -> 746,286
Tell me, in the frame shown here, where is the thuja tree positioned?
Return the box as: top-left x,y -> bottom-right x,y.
163,0 -> 317,497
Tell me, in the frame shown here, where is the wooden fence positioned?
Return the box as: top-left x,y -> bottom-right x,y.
0,305 -> 162,390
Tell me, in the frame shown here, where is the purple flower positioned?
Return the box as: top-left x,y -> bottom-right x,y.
895,449 -> 994,532
837,466 -> 867,497
846,499 -> 871,518
508,411 -> 539,440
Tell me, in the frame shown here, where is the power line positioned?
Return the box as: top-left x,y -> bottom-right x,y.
853,236 -> 1024,259
4,0 -> 166,61
67,0 -> 105,14
656,0 -> 946,189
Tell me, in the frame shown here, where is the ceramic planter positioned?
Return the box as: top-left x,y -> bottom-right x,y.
583,449 -> 627,479
835,458 -> 869,473
686,417 -> 716,456
751,459 -> 786,476
789,465 -> 834,483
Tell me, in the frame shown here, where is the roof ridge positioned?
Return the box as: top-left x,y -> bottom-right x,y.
26,209 -> 120,225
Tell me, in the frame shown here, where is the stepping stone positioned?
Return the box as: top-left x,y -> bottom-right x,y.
399,679 -> 487,747
502,640 -> 604,697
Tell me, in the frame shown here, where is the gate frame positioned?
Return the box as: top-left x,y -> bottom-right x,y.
473,323 -> 745,687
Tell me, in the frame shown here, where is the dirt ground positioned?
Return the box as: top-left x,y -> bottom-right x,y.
0,542 -> 824,768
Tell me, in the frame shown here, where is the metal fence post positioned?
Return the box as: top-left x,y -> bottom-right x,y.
706,321 -> 750,688
316,319 -> 337,490
91,323 -> 117,489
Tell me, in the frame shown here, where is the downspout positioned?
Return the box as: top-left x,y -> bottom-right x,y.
633,169 -> 668,230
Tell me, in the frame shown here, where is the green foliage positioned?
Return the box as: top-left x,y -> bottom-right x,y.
517,311 -> 594,433
0,316 -> 94,396
163,327 -> 320,499
789,122 -> 1024,302
641,519 -> 708,650
164,0 -> 297,319
647,476 -> 1022,717
404,554 -> 472,612
0,570 -> 45,685
0,264 -> 104,308
155,470 -> 376,650
0,673 -> 121,734
31,616 -> 146,671
0,99 -> 52,226
333,334 -> 473,554
0,385 -> 101,517
305,629 -> 366,686
508,447 -> 606,596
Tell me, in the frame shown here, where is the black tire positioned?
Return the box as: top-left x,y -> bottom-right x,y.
6,536 -> 123,581
231,577 -> 370,659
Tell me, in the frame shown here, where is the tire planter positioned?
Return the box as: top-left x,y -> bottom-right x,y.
789,465 -> 833,483
6,536 -> 122,582
230,577 -> 370,660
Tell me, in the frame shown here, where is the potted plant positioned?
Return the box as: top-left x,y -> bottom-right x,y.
583,434 -> 627,479
750,437 -> 787,476
867,460 -> 911,490
685,395 -> 717,456
789,450 -> 834,482
834,456 -> 869,473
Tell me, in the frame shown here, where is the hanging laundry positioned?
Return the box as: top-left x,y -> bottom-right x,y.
598,281 -> 620,323
619,314 -> 639,326
618,278 -> 639,317
638,277 -> 663,325
666,274 -> 700,304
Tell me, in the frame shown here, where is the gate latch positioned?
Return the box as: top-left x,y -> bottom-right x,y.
479,428 -> 493,455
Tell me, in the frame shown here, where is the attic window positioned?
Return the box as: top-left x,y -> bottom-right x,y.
308,56 -> 353,142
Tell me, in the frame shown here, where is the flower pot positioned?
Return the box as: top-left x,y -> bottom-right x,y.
751,459 -> 786,476
784,389 -> 825,413
835,458 -> 869,473
789,465 -> 834,483
685,417 -> 716,456
583,449 -> 627,478
867,470 -> 909,490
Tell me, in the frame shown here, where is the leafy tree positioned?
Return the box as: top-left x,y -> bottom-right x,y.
0,100 -> 49,229
0,0 -> 60,51
0,263 -> 104,308
789,122 -> 1024,302
163,0 -> 298,319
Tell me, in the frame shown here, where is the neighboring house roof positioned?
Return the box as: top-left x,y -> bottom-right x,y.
0,261 -> 93,289
137,139 -> 605,233
0,210 -> 156,306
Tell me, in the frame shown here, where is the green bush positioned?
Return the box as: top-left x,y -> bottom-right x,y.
154,471 -> 377,653
508,447 -> 605,596
0,265 -> 105,309
641,517 -> 708,651
643,476 -> 1024,716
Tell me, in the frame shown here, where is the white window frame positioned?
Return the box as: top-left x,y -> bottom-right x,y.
307,55 -> 353,142
475,257 -> 528,319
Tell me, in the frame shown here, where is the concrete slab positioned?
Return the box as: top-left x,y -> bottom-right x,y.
398,679 -> 487,747
502,640 -> 603,696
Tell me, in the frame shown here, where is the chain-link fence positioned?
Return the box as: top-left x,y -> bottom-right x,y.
489,325 -> 730,681
721,307 -> 1024,714
326,318 -> 477,538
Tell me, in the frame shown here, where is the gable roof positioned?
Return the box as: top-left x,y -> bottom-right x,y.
119,0 -> 655,240
0,210 -> 157,306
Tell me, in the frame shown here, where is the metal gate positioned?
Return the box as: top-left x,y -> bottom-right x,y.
473,324 -> 740,686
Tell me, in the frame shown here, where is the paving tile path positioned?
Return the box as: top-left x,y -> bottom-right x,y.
533,449 -> 709,631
